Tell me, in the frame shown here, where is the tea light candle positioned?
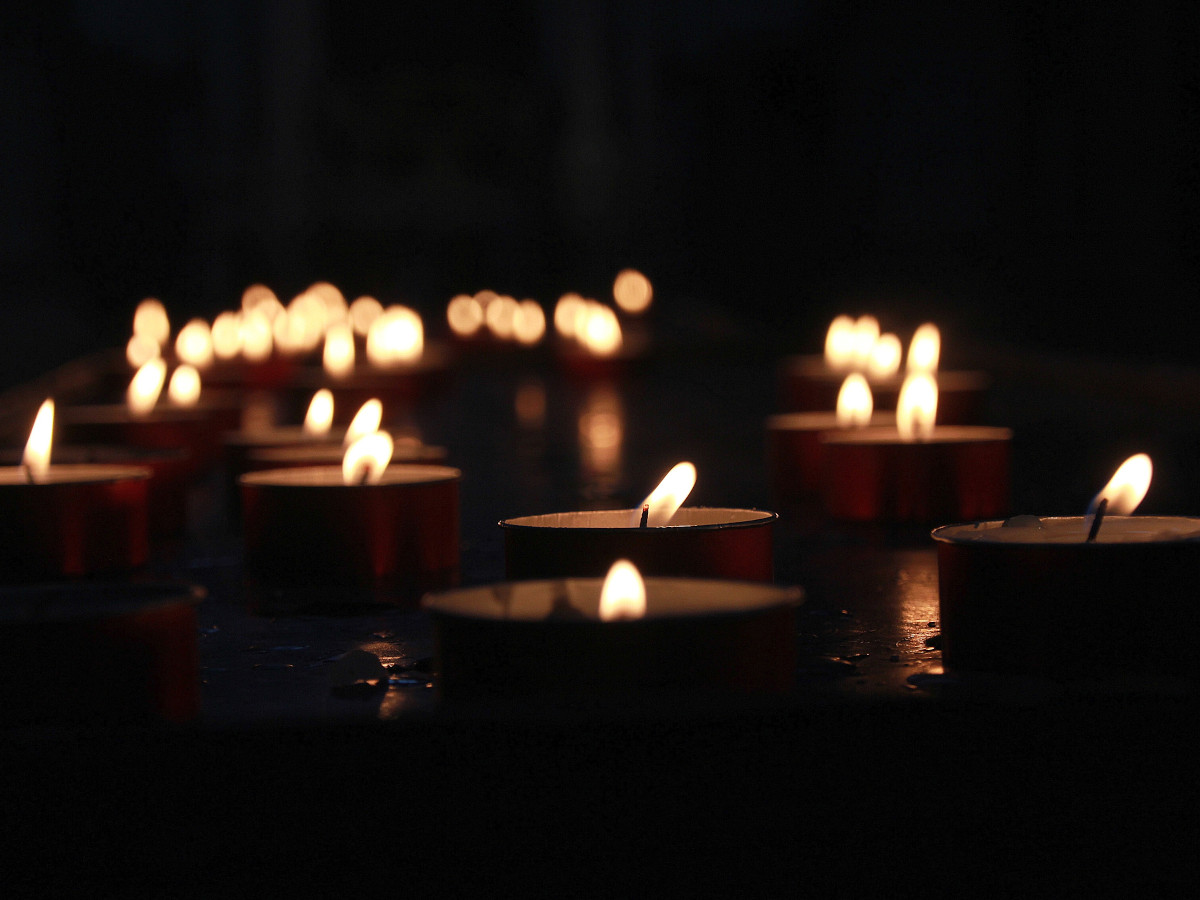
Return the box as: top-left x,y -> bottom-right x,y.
425,559 -> 803,701
0,400 -> 150,581
241,435 -> 460,609
502,463 -> 777,581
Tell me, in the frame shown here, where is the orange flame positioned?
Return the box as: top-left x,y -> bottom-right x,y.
907,323 -> 941,373
836,374 -> 873,428
127,358 -> 167,415
1089,453 -> 1152,516
598,559 -> 647,621
897,373 -> 938,441
22,399 -> 54,482
824,315 -> 857,371
175,318 -> 214,368
304,389 -> 334,436
639,461 -> 696,526
323,322 -> 356,378
613,269 -> 653,314
344,399 -> 383,446
342,431 -> 394,485
167,365 -> 202,407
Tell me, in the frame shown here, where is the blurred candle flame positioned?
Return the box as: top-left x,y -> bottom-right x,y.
366,306 -> 423,365
446,294 -> 484,337
240,310 -> 274,362
304,389 -> 334,436
484,295 -> 519,340
133,298 -> 170,348
613,269 -> 653,314
1089,453 -> 1152,517
867,333 -> 902,378
342,431 -> 393,485
128,358 -> 167,415
554,293 -> 586,338
851,316 -> 880,371
907,323 -> 941,373
824,315 -> 857,371
345,399 -> 383,446
349,295 -> 384,336
241,284 -> 280,317
126,333 -> 161,368
580,304 -> 622,357
323,322 -> 356,378
598,559 -> 646,621
211,311 -> 243,360
175,318 -> 214,368
512,299 -> 546,345
22,399 -> 54,482
836,373 -> 873,428
897,373 -> 938,441
167,364 -> 202,406
638,461 -> 696,527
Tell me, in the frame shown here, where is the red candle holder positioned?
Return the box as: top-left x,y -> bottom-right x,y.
59,404 -> 210,474
501,508 -> 777,582
766,412 -> 895,508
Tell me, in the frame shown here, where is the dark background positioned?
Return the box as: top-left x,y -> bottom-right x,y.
2,0 -> 1197,388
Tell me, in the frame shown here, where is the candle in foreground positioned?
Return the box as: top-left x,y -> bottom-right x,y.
933,454 -> 1200,677
425,559 -> 802,701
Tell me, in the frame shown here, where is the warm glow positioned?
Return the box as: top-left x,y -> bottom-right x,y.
555,293 -> 586,338
851,316 -> 880,370
308,281 -> 348,322
349,295 -> 384,336
446,294 -> 484,337
823,315 -> 857,371
1090,453 -> 1153,516
485,294 -> 519,340
907,323 -> 941,373
127,358 -> 167,415
175,318 -> 214,368
598,559 -> 647,621
613,269 -> 653,314
284,291 -> 329,353
22,399 -> 54,482
836,373 -> 873,428
167,365 -> 201,406
366,306 -> 423,365
304,389 -> 334,436
512,299 -> 546,345
639,461 -> 697,527
897,373 -> 938,441
133,298 -> 170,347
240,310 -> 274,362
241,284 -> 280,317
212,311 -> 242,360
579,386 -> 623,481
342,431 -> 394,485
867,333 -> 902,378
515,379 -> 546,428
580,304 -> 622,356
323,322 -> 356,378
344,399 -> 383,446
126,333 -> 161,368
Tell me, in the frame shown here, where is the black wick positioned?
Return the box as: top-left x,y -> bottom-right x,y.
639,504 -> 649,528
1086,497 -> 1108,542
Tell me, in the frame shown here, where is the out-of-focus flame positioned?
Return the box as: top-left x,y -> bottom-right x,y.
554,293 -> 586,339
284,291 -> 328,353
345,399 -> 383,446
342,431 -> 393,485
897,373 -> 938,441
580,304 -> 622,357
515,379 -> 546,428
598,559 -> 647,621
639,461 -> 697,527
323,322 -> 356,378
127,358 -> 167,416
212,311 -> 242,360
907,323 -> 941,373
485,294 -> 519,340
304,389 -> 334,436
836,373 -> 873,428
240,310 -> 274,362
241,284 -> 280,317
446,294 -> 484,338
823,315 -> 857,371
133,298 -> 170,347
167,365 -> 201,407
613,269 -> 653,314
175,318 -> 214,368
867,333 -> 902,378
513,299 -> 546,345
349,295 -> 384,336
126,333 -> 161,368
1089,453 -> 1152,516
579,386 -> 623,483
22,399 -> 54,483
366,306 -> 423,365
851,315 -> 880,371
308,281 -> 347,323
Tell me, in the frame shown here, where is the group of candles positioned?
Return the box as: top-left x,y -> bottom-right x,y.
4,289 -> 1196,722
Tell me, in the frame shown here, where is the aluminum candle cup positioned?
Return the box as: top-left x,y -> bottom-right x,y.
501,508 -> 778,581
766,412 -> 896,507
0,582 -> 203,724
425,576 -> 803,701
821,426 -> 1011,523
241,464 -> 461,609
0,465 -> 150,581
933,516 -> 1200,677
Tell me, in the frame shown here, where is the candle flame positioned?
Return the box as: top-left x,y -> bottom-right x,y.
598,559 -> 647,621
554,293 -> 586,338
824,315 -> 857,371
323,322 -> 356,378
907,323 -> 941,373
211,311 -> 243,360
167,364 -> 202,406
851,316 -> 880,370
638,461 -> 697,527
897,373 -> 938,441
126,333 -> 161,368
133,298 -> 170,347
867,333 -> 902,378
241,284 -> 280,316
175,318 -> 214,368
366,306 -> 423,365
484,294 -> 519,340
349,295 -> 384,336
127,358 -> 167,415
512,299 -> 546,345
446,294 -> 483,337
308,281 -> 347,322
836,373 -> 873,428
345,399 -> 383,446
613,269 -> 653,314
580,304 -> 622,357
240,310 -> 274,362
22,399 -> 54,482
342,431 -> 394,485
304,389 -> 334,436
1089,453 -> 1152,516
283,291 -> 328,353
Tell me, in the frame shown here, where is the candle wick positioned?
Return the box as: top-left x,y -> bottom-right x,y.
21,463 -> 34,485
639,504 -> 649,529
1086,498 -> 1108,542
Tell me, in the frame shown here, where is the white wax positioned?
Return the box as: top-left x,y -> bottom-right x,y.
502,507 -> 774,529
937,516 -> 1200,545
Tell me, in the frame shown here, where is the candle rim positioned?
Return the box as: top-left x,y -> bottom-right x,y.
932,515 -> 1200,546
821,425 -> 1012,446
767,411 -> 897,431
240,463 -> 461,487
0,581 -> 204,623
500,507 -> 778,531
0,463 -> 154,485
250,439 -> 444,466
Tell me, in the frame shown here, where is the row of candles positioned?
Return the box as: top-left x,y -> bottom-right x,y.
5,291 -> 1197,721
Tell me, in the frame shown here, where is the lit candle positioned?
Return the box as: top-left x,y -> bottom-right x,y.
425,559 -> 802,701
932,454 -> 1200,677
0,400 -> 150,581
501,463 -> 778,581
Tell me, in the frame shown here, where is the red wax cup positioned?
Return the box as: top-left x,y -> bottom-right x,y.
59,404 -> 210,475
0,582 -> 203,724
289,342 -> 454,421
821,426 -> 1011,523
933,516 -> 1200,677
241,464 -> 461,609
501,508 -> 778,582
0,465 -> 150,581
425,576 -> 803,702
245,437 -> 446,473
222,425 -> 346,514
777,355 -> 990,425
767,411 -> 896,506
